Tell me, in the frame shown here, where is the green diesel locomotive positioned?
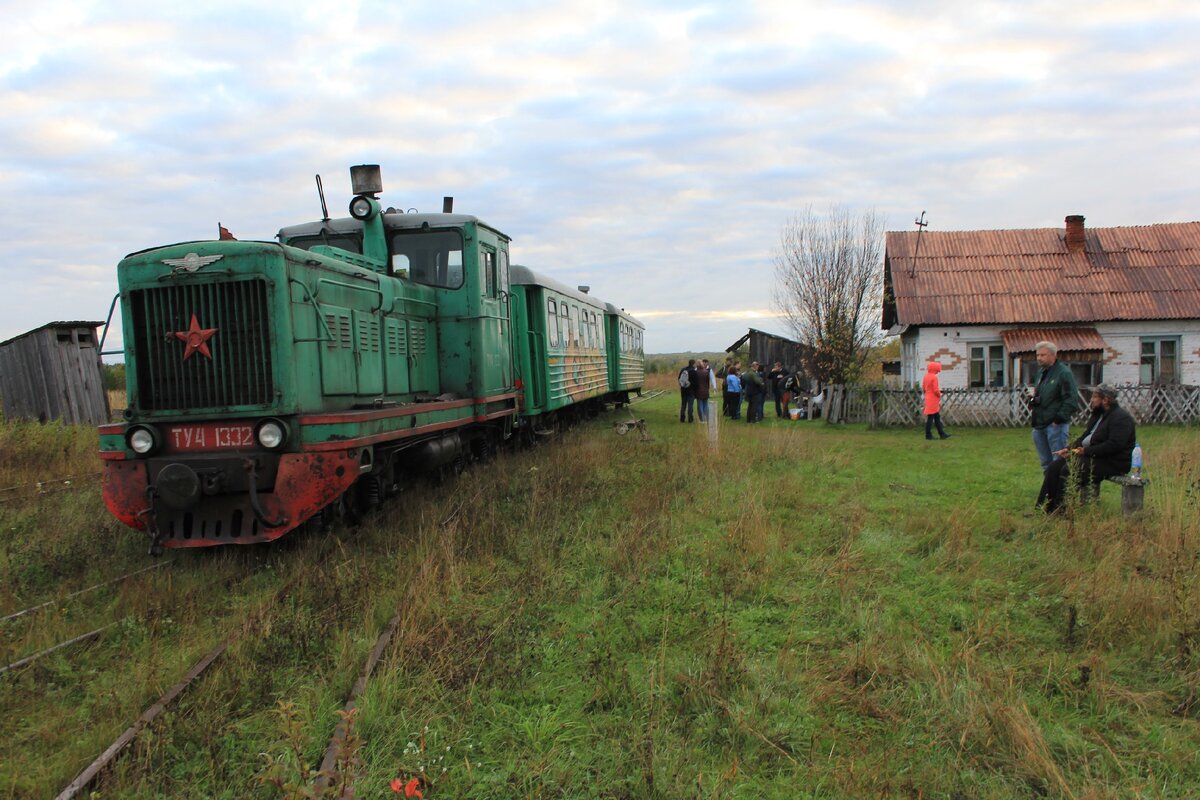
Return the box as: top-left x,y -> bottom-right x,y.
100,166 -> 644,552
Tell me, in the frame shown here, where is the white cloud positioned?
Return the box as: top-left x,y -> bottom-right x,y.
0,0 -> 1197,354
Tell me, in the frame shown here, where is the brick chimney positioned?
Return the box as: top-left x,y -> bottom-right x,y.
1065,214 -> 1085,254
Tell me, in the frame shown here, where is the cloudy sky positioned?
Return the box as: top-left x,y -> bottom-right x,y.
2,0 -> 1197,355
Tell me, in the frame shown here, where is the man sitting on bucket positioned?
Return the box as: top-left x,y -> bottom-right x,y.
1036,384 -> 1136,514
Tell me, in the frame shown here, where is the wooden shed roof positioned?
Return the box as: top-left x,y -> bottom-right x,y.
0,321 -> 103,348
882,220 -> 1200,328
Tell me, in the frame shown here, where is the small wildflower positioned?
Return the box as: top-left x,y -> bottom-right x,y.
391,777 -> 423,798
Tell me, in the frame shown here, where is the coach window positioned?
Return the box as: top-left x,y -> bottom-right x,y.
569,305 -> 579,346
592,313 -> 602,349
559,304 -> 568,346
547,299 -> 558,347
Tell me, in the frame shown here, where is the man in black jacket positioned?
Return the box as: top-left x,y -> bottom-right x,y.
678,359 -> 698,423
1037,384 -> 1136,514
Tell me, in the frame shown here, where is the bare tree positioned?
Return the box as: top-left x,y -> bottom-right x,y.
771,205 -> 885,385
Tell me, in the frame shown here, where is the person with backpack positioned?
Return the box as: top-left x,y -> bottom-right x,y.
678,359 -> 697,423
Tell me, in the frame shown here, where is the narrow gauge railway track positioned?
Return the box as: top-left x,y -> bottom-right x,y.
630,389 -> 665,404
1,561 -> 176,677
0,621 -> 123,677
0,474 -> 99,505
48,411 -> 621,796
53,568 -> 308,800
1,560 -> 171,625
50,518 -> 374,799
311,496 -> 465,796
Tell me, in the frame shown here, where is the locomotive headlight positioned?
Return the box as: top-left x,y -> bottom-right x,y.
256,419 -> 287,449
349,195 -> 378,221
127,425 -> 158,455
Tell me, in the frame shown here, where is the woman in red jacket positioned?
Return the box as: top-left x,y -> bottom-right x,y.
923,361 -> 951,440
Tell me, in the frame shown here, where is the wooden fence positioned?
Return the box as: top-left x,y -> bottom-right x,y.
823,384 -> 1200,427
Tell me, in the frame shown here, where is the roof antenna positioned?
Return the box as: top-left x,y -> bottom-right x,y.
315,174 -> 330,222
909,210 -> 928,279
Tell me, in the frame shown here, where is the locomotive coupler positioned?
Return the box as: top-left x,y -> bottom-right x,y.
243,458 -> 288,528
137,488 -> 164,556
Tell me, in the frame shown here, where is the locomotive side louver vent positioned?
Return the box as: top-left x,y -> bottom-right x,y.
324,313 -> 353,350
357,316 -> 380,353
412,324 -> 429,356
130,279 -> 274,409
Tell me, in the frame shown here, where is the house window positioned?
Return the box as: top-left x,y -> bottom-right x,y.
1021,357 -> 1102,387
969,343 -> 1005,387
546,299 -> 558,347
902,340 -> 918,386
1140,337 -> 1180,384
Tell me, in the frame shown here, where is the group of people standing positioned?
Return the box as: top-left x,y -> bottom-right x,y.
678,358 -> 811,425
1029,341 -> 1137,514
921,339 -> 1138,514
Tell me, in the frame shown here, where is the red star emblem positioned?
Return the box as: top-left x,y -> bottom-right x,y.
173,313 -> 218,361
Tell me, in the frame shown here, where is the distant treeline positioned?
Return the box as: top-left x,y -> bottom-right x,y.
644,352 -> 742,374
102,363 -> 125,391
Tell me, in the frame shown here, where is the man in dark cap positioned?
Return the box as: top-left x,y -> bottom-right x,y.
1037,384 -> 1136,514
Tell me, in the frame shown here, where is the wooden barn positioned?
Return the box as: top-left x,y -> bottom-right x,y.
0,321 -> 109,424
725,328 -> 814,388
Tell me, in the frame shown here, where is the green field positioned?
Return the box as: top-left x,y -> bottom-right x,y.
1,397 -> 1198,798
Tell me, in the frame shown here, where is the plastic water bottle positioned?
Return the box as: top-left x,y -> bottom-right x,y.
1131,443 -> 1143,479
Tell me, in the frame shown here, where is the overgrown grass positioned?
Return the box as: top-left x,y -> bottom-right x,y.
1,402 -> 1198,798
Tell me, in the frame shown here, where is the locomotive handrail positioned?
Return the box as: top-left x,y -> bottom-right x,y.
98,292 -> 124,357
288,277 -> 334,343
313,277 -> 384,312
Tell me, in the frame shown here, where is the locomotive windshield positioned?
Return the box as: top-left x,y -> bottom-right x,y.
288,233 -> 363,254
390,229 -> 464,289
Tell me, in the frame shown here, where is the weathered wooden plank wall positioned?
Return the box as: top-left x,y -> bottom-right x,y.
0,325 -> 109,424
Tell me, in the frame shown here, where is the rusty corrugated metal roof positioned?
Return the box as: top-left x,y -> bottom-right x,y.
884,221 -> 1200,326
1000,327 -> 1106,354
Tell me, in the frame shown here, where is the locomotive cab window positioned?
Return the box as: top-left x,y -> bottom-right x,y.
547,299 -> 559,346
288,234 -> 363,254
498,250 -> 510,307
481,247 -> 496,297
390,229 -> 464,289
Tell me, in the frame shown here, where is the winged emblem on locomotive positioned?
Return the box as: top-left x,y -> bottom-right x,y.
161,252 -> 224,273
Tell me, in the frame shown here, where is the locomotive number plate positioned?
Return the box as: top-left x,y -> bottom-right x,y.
166,422 -> 255,452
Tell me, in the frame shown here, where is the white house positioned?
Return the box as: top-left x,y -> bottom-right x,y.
882,216 -> 1200,390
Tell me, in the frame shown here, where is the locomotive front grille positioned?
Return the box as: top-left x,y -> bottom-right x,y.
130,279 -> 274,409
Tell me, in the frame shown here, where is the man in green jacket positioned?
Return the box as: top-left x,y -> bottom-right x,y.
1030,341 -> 1080,472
